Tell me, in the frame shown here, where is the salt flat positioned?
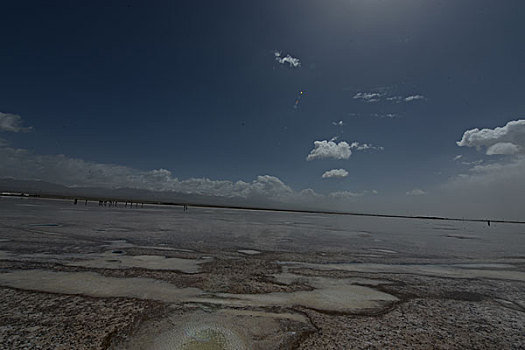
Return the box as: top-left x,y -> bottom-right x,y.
0,197 -> 524,349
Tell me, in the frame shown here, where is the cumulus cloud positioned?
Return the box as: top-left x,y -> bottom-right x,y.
322,168 -> 348,179
0,113 -> 31,132
353,92 -> 383,103
486,142 -> 520,155
274,51 -> 301,68
456,119 -> 525,155
306,140 -> 351,161
406,188 -> 426,196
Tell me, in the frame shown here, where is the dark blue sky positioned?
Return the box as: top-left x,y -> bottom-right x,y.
1,0 -> 525,204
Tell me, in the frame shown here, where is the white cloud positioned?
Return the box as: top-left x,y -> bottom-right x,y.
406,188 -> 426,196
486,142 -> 520,155
353,92 -> 383,103
453,155 -> 463,161
350,142 -> 384,151
306,140 -> 351,161
404,95 -> 425,102
274,51 -> 301,68
456,119 -> 525,155
322,168 -> 348,179
0,112 -> 31,132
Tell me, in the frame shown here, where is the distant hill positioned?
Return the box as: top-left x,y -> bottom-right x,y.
0,178 -> 314,211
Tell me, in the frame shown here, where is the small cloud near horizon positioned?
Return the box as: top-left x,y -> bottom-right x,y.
322,168 -> 349,179
406,188 -> 426,196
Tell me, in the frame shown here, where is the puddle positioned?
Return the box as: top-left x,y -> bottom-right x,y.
217,309 -> 308,323
0,268 -> 397,313
66,252 -> 212,273
0,270 -> 202,302
103,240 -> 195,253
116,309 -> 305,350
27,223 -> 61,227
150,323 -> 246,350
445,234 -> 479,240
196,269 -> 397,313
280,262 -> 525,282
0,250 -> 14,259
372,249 -> 397,254
237,250 -> 261,255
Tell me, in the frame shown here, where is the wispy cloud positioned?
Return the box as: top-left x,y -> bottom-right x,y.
457,119 -> 525,155
306,140 -> 351,161
353,92 -> 383,103
322,168 -> 348,179
329,191 -> 364,199
370,113 -> 400,119
406,188 -> 426,196
403,95 -> 425,102
350,142 -> 384,151
0,112 -> 31,132
353,92 -> 426,104
274,51 -> 301,68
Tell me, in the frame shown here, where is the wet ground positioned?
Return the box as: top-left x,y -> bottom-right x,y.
0,197 -> 524,349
